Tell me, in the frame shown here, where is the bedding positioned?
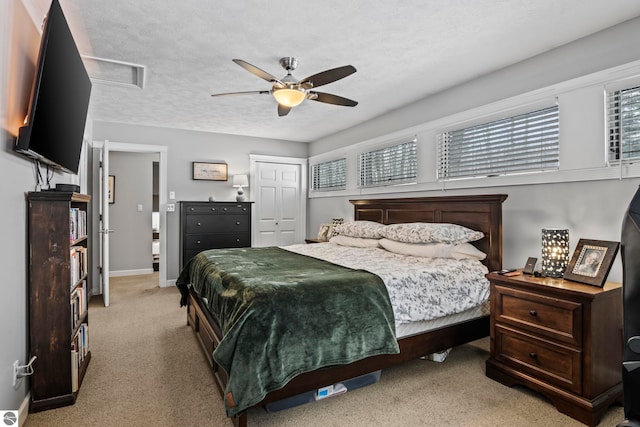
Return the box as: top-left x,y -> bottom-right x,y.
329,234 -> 382,248
378,238 -> 486,260
176,246 -> 399,417
283,243 -> 490,325
333,220 -> 386,238
379,222 -> 485,244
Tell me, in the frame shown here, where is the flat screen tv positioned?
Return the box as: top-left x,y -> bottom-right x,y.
15,0 -> 91,175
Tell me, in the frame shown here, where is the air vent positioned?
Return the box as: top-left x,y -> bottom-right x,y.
82,55 -> 145,89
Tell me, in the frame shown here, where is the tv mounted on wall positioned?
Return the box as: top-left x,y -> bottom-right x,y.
15,0 -> 92,175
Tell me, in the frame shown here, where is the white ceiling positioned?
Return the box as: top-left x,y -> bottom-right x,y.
29,0 -> 640,142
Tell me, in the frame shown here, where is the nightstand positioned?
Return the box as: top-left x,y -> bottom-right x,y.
485,271 -> 622,426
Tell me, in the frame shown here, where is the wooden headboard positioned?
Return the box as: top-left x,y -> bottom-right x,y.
350,194 -> 508,272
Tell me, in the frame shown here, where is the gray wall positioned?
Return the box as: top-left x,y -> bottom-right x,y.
92,121 -> 309,279
308,16 -> 640,284
109,151 -> 158,274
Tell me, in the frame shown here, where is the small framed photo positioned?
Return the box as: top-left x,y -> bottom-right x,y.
192,162 -> 228,181
317,224 -> 334,242
107,175 -> 115,204
563,239 -> 620,287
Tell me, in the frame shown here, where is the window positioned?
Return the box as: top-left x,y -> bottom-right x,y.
608,86 -> 640,162
358,139 -> 417,188
437,106 -> 559,180
311,158 -> 346,191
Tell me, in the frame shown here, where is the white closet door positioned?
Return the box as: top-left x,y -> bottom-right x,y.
254,161 -> 303,247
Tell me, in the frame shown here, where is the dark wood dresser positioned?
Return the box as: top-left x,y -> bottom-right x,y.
179,201 -> 252,270
485,271 -> 622,426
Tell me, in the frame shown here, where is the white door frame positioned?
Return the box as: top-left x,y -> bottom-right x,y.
92,141 -> 169,290
249,154 -> 308,245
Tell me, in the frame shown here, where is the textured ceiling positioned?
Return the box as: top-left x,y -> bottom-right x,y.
27,0 -> 640,142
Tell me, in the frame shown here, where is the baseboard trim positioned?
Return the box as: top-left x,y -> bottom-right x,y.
109,268 -> 155,277
19,392 -> 30,427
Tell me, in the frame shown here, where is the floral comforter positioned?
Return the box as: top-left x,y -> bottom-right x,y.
283,243 -> 490,325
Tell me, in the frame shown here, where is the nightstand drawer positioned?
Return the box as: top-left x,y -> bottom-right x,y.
494,285 -> 582,346
495,325 -> 582,394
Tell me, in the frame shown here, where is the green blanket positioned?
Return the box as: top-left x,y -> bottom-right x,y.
176,247 -> 399,416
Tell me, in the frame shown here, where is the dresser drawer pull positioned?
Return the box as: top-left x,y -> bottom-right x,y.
211,208 -> 216,211
223,207 -> 228,211
236,221 -> 241,225
236,238 -> 240,242
529,310 -> 537,317
197,222 -> 201,226
529,352 -> 537,359
196,240 -> 201,244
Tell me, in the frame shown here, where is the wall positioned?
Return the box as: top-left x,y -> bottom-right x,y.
308,16 -> 640,284
108,151 -> 158,275
92,121 -> 308,280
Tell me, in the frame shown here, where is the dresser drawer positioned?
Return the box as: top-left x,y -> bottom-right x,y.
184,203 -> 249,214
185,214 -> 249,233
495,325 -> 582,394
493,284 -> 582,346
185,233 -> 250,250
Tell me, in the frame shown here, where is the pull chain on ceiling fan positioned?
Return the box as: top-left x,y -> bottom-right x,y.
211,57 -> 358,117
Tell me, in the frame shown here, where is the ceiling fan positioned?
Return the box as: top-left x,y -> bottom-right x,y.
211,57 -> 358,117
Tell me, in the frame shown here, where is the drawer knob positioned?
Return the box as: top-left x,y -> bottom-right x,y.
529,352 -> 537,359
197,222 -> 201,226
223,208 -> 228,211
196,240 -> 201,244
236,238 -> 240,242
529,310 -> 537,317
236,221 -> 241,225
211,208 -> 216,211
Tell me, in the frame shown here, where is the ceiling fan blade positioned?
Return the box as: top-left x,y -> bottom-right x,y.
309,91 -> 358,107
233,59 -> 282,84
278,104 -> 292,117
211,90 -> 270,97
300,65 -> 356,88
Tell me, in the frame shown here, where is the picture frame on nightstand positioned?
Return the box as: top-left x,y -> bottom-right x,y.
563,238 -> 619,287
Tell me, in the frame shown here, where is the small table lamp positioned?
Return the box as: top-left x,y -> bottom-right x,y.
541,228 -> 570,278
233,174 -> 248,202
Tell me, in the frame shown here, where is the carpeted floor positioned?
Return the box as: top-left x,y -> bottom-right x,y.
24,273 -> 624,426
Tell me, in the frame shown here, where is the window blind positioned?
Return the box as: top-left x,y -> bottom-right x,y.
437,106 -> 559,180
608,86 -> 640,162
311,158 -> 346,190
358,139 -> 417,188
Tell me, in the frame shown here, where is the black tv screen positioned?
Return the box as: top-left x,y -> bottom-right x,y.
15,0 -> 92,175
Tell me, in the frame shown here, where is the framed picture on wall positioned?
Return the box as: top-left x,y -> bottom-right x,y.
192,162 -> 228,181
108,175 -> 115,204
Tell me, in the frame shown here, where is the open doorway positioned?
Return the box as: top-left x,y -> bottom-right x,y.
90,141 -> 168,305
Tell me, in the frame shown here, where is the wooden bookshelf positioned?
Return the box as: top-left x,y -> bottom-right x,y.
27,191 -> 91,412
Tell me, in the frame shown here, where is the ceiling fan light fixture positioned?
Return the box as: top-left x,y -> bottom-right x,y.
272,88 -> 306,107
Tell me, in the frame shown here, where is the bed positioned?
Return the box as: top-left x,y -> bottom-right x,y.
177,194 -> 507,427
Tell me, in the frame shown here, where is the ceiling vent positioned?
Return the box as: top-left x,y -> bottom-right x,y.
82,55 -> 146,89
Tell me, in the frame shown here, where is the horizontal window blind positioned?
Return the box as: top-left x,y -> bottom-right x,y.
608,86 -> 640,162
311,158 -> 346,190
359,140 -> 417,188
437,106 -> 559,179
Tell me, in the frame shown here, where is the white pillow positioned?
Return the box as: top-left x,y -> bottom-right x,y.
380,222 -> 484,244
379,238 -> 486,260
333,221 -> 385,239
329,235 -> 382,248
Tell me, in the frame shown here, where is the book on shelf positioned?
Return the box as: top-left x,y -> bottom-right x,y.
71,349 -> 79,393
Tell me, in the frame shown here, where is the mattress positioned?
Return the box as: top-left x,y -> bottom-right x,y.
283,242 -> 490,327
